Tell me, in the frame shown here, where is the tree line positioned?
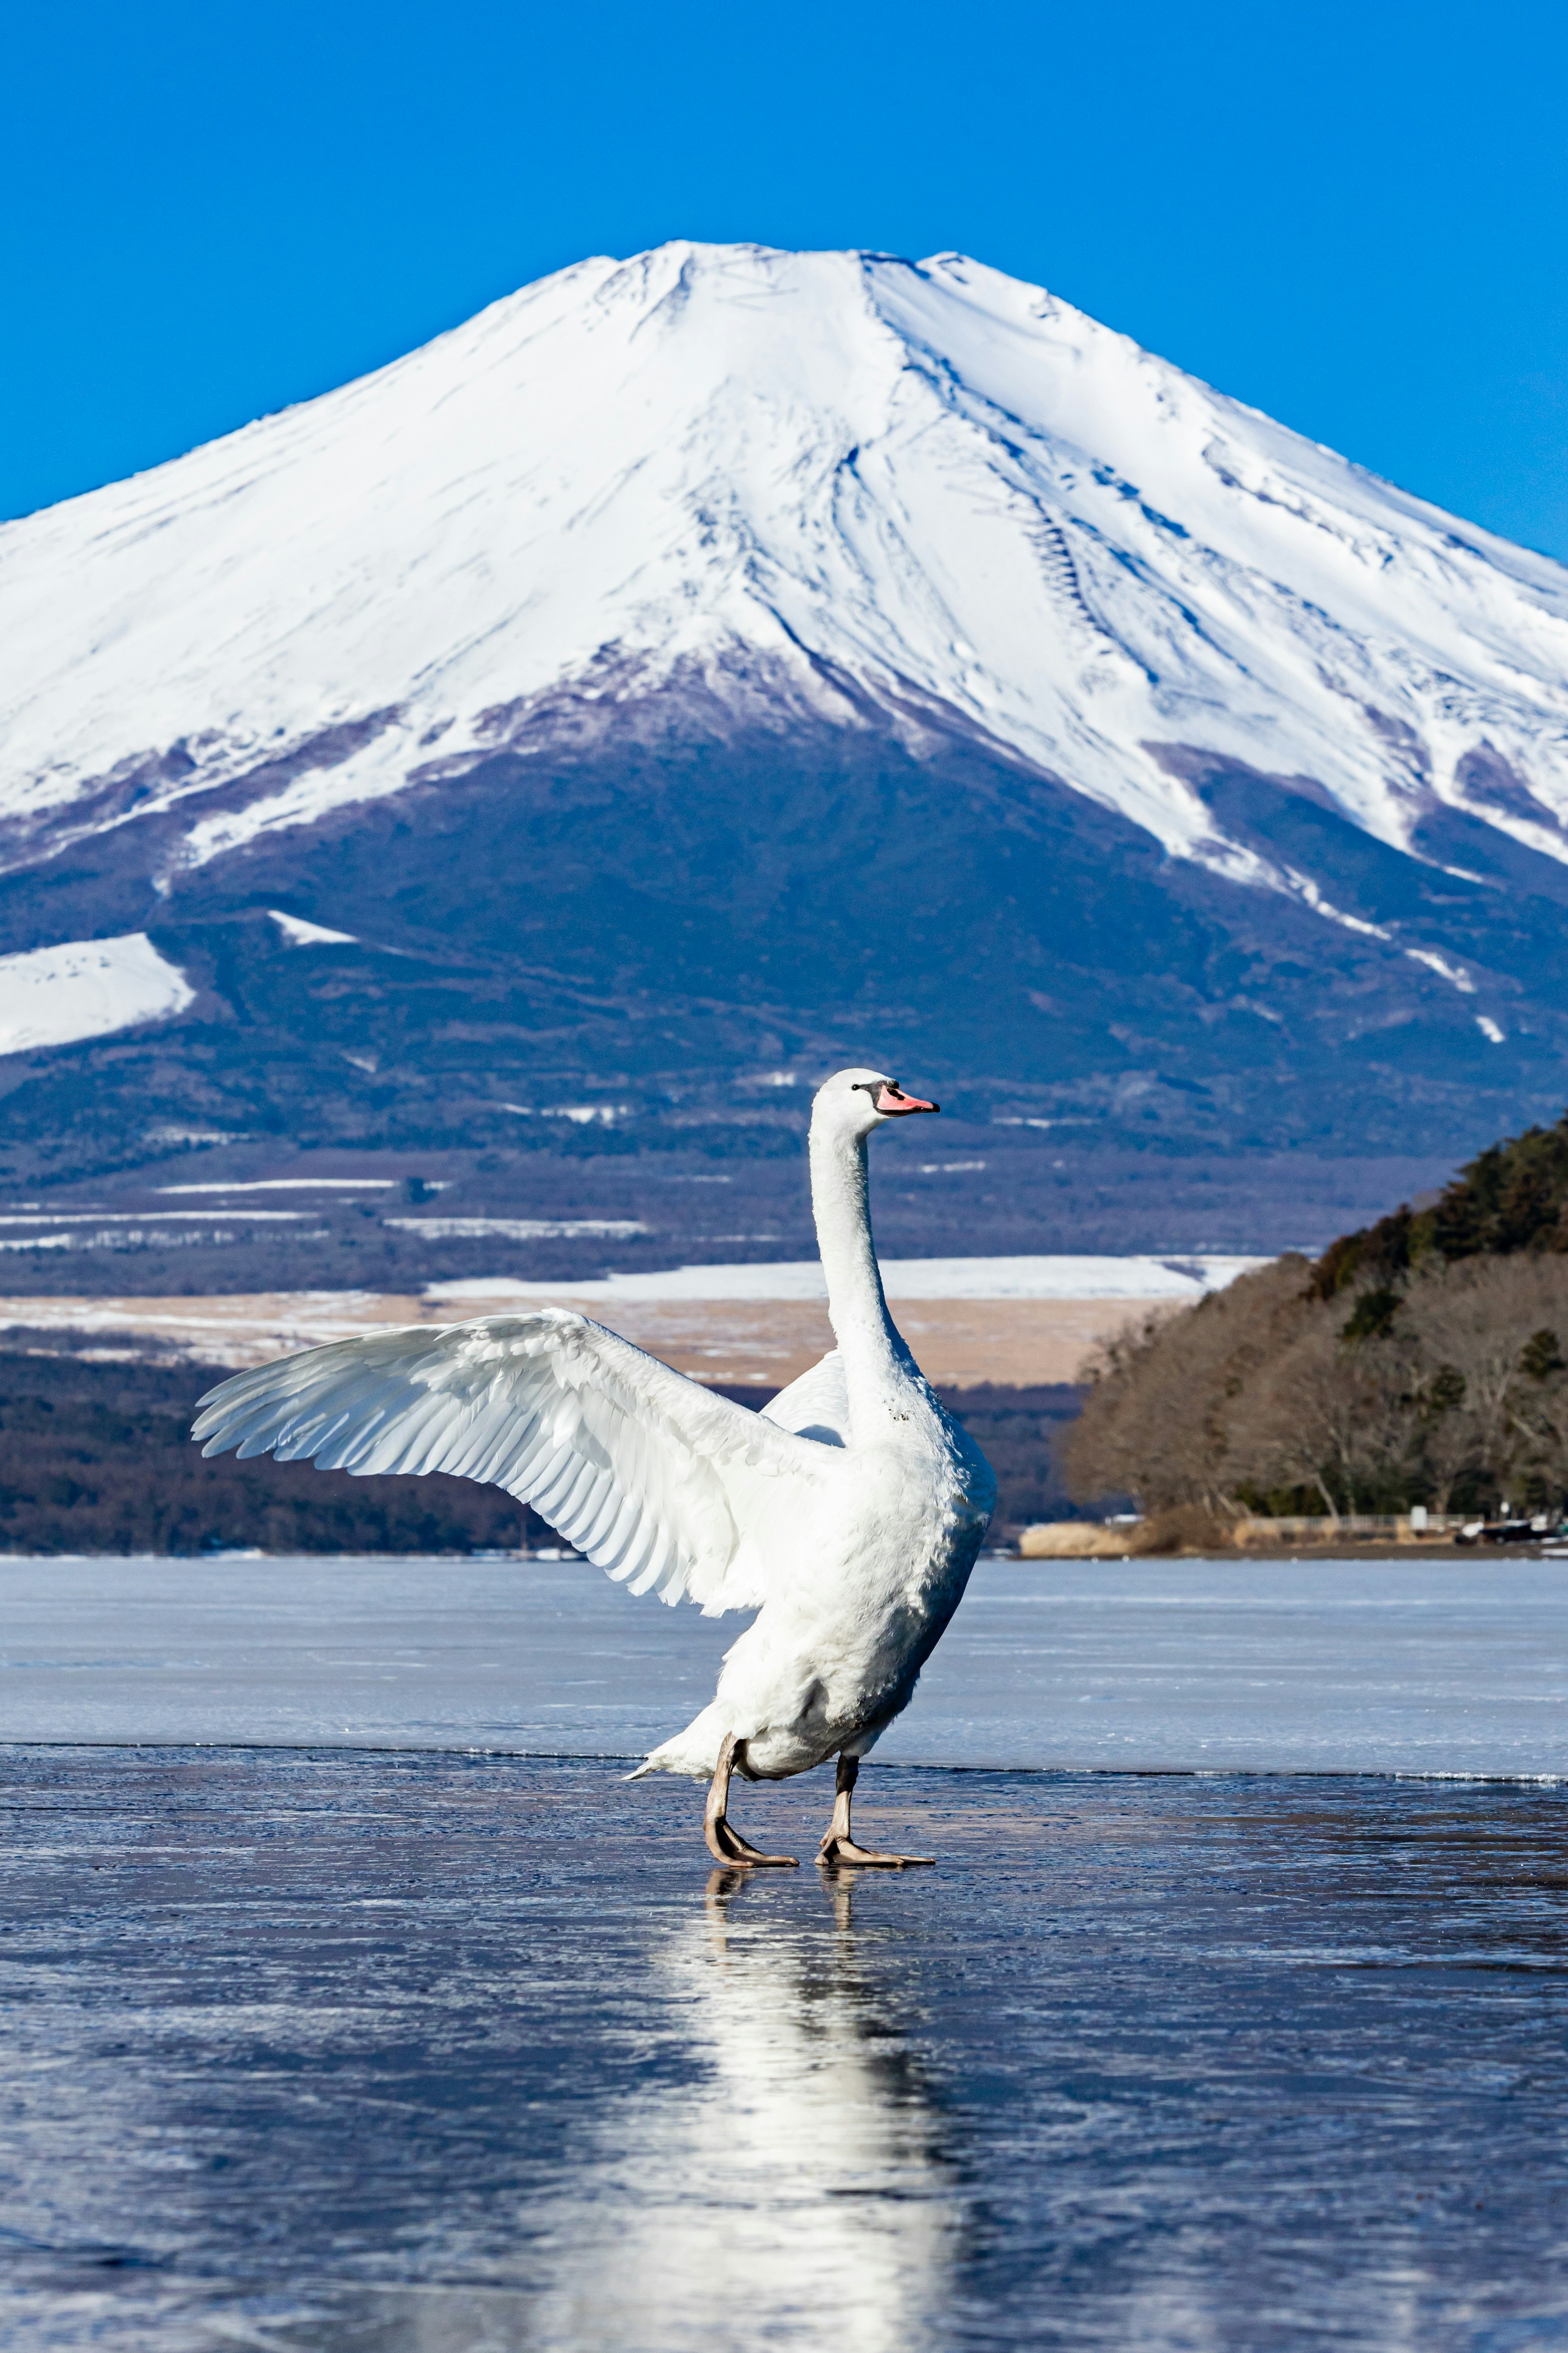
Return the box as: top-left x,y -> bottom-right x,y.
1066,1109 -> 1568,1526
0,1343 -> 550,1557
0,1338 -> 1073,1552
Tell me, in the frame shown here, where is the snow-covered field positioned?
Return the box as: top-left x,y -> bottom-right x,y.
0,1255 -> 1260,1382
425,1253 -> 1262,1305
3,1554 -> 1562,1775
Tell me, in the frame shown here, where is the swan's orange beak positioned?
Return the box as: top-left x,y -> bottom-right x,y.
876,1083 -> 939,1115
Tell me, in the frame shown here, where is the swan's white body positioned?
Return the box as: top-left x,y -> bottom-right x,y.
193,1070 -> 997,1794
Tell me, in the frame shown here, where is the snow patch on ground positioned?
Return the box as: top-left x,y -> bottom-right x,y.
157,1178 -> 400,1193
0,934 -> 194,1056
1404,946 -> 1475,992
385,1218 -> 647,1242
268,910 -> 359,946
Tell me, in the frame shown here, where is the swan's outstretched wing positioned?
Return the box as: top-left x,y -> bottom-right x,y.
761,1350 -> 849,1448
192,1309 -> 830,1612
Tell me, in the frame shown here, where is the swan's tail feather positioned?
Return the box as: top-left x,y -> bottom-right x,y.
628,1701 -> 728,1782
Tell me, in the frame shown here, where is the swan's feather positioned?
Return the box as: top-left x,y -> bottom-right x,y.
760,1349 -> 850,1448
192,1309 -> 829,1612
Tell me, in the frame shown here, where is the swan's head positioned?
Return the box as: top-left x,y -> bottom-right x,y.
812,1066 -> 940,1143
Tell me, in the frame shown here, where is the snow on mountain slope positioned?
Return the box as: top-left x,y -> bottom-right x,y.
267,910 -> 358,947
4,241 -> 1568,910
0,934 -> 194,1054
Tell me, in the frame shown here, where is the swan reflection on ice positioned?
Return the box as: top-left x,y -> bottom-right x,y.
526,1870 -> 962,2351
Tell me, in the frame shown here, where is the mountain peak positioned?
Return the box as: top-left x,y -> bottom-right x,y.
4,238 -> 1566,899
3,242 -> 1568,1218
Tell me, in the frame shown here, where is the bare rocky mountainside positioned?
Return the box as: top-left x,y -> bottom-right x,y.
3,241 -> 1568,1269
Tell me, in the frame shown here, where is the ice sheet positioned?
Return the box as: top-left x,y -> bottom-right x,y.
2,1555 -> 1565,1775
2,1751 -> 1568,2351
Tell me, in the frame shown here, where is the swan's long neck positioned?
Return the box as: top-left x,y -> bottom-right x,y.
810,1122 -> 914,1417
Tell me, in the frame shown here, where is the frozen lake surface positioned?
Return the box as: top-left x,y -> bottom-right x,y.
3,1749 -> 1568,2351
2,1554 -> 1567,1774
4,1560 -> 1568,2347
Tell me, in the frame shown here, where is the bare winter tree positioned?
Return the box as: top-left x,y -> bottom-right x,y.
1066,1259 -> 1315,1513
1227,1310 -> 1416,1518
1403,1258 -> 1568,1509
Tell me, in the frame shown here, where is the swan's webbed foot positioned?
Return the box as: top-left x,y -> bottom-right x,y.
817,1834 -> 934,1868
815,1754 -> 934,1869
704,1733 -> 798,1868
711,1818 -> 800,1868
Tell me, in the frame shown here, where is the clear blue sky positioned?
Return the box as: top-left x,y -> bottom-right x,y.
5,0 -> 1567,557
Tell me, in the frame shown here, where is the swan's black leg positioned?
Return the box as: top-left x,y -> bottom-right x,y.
703,1733 -> 798,1867
817,1753 -> 933,1868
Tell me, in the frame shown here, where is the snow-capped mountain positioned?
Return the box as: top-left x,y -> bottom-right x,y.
2,240 -> 1567,1206
8,241 -> 1568,892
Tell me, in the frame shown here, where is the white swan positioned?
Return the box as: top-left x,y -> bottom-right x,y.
192,1069 -> 998,1868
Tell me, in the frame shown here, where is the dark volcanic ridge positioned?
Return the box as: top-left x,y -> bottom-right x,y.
0,686 -> 1560,1245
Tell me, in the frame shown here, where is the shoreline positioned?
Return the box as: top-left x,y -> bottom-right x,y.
0,1543 -> 1563,1565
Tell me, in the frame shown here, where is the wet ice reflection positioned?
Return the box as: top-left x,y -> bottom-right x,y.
6,1751 -> 1568,2352
522,1867 -> 960,2353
